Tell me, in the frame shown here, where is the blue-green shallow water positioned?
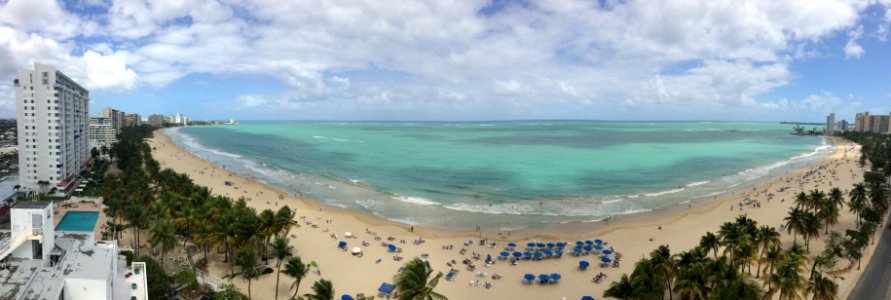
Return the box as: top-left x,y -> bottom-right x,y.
167,121 -> 831,230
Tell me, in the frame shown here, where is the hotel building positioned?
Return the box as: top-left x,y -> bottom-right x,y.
14,63 -> 90,192
853,112 -> 891,134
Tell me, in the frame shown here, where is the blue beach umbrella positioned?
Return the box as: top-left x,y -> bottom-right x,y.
555,249 -> 564,257
595,239 -> 603,244
537,242 -> 546,248
572,248 -> 582,254
544,250 -> 553,256
338,241 -> 347,248
513,251 -> 522,258
387,244 -> 397,251
583,245 -> 592,252
534,252 -> 543,259
550,273 -> 562,282
538,274 -> 550,283
579,260 -> 590,268
546,242 -> 555,248
581,296 -> 595,300
523,251 -> 533,258
594,245 -> 604,250
601,257 -> 612,263
585,240 -> 594,245
500,251 -> 509,257
575,241 -> 583,247
524,273 -> 535,282
341,295 -> 353,300
603,249 -> 613,255
527,242 -> 536,248
507,242 -> 517,248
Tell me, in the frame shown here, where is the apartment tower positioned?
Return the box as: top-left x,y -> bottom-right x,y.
14,63 -> 90,192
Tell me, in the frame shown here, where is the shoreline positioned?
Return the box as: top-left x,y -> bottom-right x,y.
149,130 -> 869,299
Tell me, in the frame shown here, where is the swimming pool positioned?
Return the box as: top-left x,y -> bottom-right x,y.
55,211 -> 100,232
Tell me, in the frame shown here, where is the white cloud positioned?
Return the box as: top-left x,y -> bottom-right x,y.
0,0 -> 881,119
845,25 -> 865,59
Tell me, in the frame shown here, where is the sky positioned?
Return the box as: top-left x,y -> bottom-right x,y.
0,0 -> 890,122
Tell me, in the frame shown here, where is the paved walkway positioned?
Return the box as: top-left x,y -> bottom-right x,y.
847,219 -> 891,300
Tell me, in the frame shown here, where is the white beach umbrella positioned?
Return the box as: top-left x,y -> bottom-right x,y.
344,232 -> 353,238
351,247 -> 362,254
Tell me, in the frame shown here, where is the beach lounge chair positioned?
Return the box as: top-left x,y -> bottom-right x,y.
378,282 -> 395,298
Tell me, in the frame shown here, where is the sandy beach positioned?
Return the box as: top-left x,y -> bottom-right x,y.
148,130 -> 875,299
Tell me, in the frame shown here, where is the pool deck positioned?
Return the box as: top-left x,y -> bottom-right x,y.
53,202 -> 106,241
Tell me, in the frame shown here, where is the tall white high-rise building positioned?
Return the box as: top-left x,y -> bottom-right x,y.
826,112 -> 835,135
14,63 -> 90,192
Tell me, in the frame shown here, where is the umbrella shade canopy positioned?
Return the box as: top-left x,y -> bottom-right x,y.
524,274 -> 535,281
575,241 -> 584,246
533,252 -> 543,258
583,245 -> 593,251
341,295 -> 354,300
601,257 -> 612,263
603,249 -> 613,255
537,243 -> 546,248
585,240 -> 594,245
387,244 -> 397,251
579,261 -> 590,268
351,247 -> 362,254
572,248 -> 582,253
338,241 -> 347,248
513,252 -> 523,258
557,242 -> 566,248
507,242 -> 517,247
538,274 -> 550,282
527,242 -> 536,248
595,239 -> 603,244
594,245 -> 604,250
550,273 -> 562,281
544,250 -> 553,256
378,283 -> 395,294
546,243 -> 555,248
523,252 -> 533,257
344,232 -> 353,238
582,296 -> 595,300
555,249 -> 564,256
500,251 -> 510,257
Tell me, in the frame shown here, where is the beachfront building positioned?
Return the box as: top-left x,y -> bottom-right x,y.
14,63 -> 90,192
99,107 -> 125,132
0,201 -> 148,300
853,112 -> 891,134
123,113 -> 141,127
838,120 -> 849,132
147,114 -> 166,127
826,113 -> 835,135
88,117 -> 116,150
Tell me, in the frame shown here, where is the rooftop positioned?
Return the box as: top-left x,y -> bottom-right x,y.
11,202 -> 51,209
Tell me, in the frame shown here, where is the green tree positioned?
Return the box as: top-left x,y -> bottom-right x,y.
149,221 -> 177,262
269,236 -> 293,300
806,273 -> 837,300
394,258 -> 446,300
284,256 -> 309,299
784,207 -> 808,244
304,279 -> 335,300
699,232 -> 720,260
848,183 -> 868,227
236,249 -> 260,300
604,274 -> 636,300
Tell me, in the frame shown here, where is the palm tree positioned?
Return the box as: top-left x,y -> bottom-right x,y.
785,207 -> 808,244
828,187 -> 845,210
394,258 -> 446,300
649,245 -> 677,300
149,221 -> 177,262
849,183 -> 868,227
236,249 -> 260,300
761,246 -> 784,290
273,205 -> 300,237
269,236 -> 293,300
807,273 -> 838,300
604,274 -> 636,300
304,279 -> 334,300
803,212 -> 821,251
807,190 -> 826,215
699,232 -> 720,260
125,205 -> 149,257
284,256 -> 309,299
794,192 -> 810,211
756,226 -> 781,278
765,262 -> 805,300
258,209 -> 276,258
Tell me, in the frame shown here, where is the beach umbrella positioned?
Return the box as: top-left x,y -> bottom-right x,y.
581,296 -> 595,300
534,252 -> 543,259
387,244 -> 397,251
579,261 -> 590,268
351,247 -> 362,254
513,252 -> 522,258
594,239 -> 603,244
507,242 -> 517,248
575,241 -> 584,247
550,273 -> 562,282
527,242 -> 536,248
537,242 -> 546,248
544,250 -> 553,256
603,249 -> 613,255
557,242 -> 566,248
344,232 -> 353,238
546,242 -> 555,248
555,249 -> 564,257
523,251 -> 533,258
341,295 -> 354,300
500,251 -> 510,258
583,245 -> 592,252
378,283 -> 395,295
538,274 -> 550,283
585,240 -> 594,245
601,257 -> 612,263
594,245 -> 604,250
338,241 -> 347,248
524,274 -> 535,282
572,248 -> 582,254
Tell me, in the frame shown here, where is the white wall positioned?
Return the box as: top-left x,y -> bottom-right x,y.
64,278 -> 110,300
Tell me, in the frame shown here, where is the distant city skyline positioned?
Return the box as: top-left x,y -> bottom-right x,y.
1,1 -> 891,121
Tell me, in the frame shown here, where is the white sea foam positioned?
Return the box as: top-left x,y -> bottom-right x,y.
601,199 -> 623,204
312,135 -> 366,143
644,188 -> 685,197
393,195 -> 439,206
686,180 -> 710,187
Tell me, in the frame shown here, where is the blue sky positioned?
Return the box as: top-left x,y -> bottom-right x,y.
1,0 -> 890,122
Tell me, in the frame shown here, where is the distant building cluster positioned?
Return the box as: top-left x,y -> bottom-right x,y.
852,112 -> 891,134
88,107 -> 141,151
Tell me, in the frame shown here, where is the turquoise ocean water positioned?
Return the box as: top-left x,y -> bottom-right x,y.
167,121 -> 831,230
